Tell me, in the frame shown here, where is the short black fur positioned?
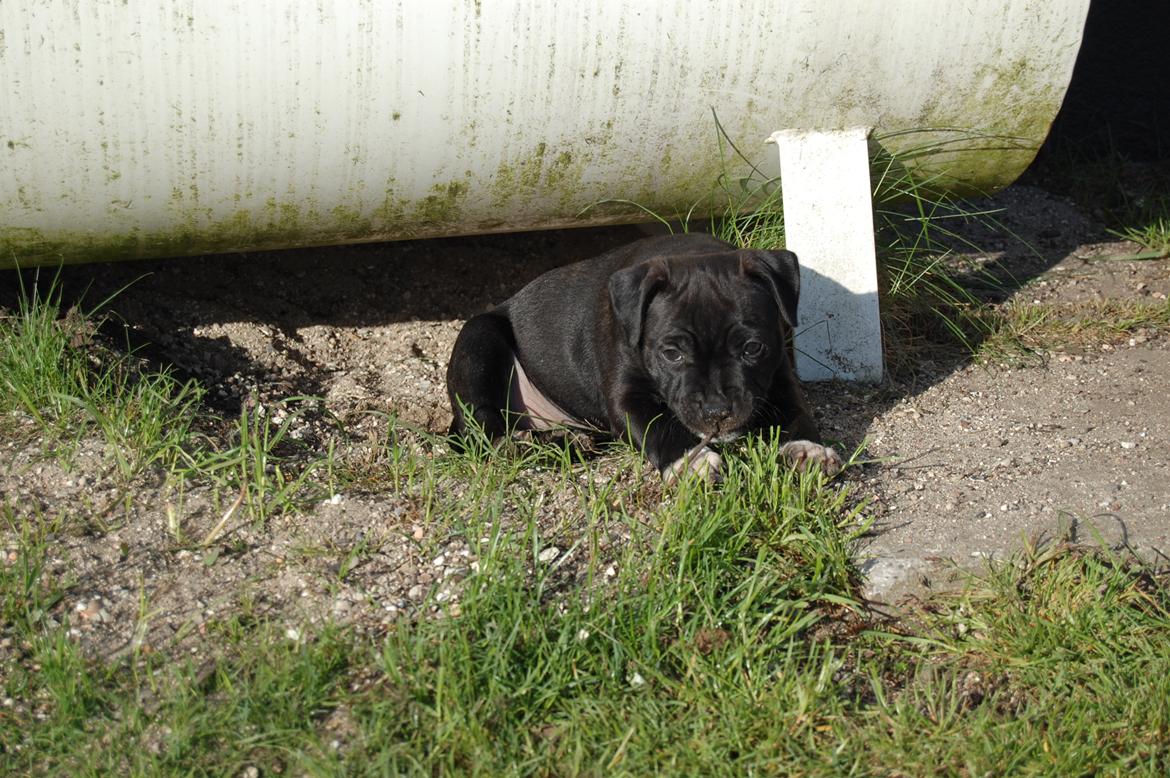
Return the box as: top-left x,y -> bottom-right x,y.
446,234 -> 830,476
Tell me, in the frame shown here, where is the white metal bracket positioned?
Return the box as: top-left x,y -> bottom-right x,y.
767,128 -> 883,383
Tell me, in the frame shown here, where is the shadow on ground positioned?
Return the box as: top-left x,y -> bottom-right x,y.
0,181 -> 1121,444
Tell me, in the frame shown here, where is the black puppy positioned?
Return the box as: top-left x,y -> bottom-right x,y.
446,234 -> 841,482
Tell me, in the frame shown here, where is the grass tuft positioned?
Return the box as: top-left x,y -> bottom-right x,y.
1108,196 -> 1170,256
980,297 -> 1170,364
1,273 -> 332,528
0,272 -> 205,477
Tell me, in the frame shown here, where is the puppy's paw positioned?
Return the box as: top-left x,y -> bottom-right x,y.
663,445 -> 723,486
780,440 -> 843,477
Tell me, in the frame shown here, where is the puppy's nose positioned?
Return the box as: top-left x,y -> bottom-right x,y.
699,397 -> 732,424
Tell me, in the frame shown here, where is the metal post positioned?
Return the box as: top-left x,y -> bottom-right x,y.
768,128 -> 883,383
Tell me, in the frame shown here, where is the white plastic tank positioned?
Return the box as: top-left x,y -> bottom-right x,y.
1,1 -> 1090,268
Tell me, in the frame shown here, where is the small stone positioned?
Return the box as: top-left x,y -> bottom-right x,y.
285,628 -> 301,642
77,601 -> 102,621
537,547 -> 560,564
1120,441 -> 1136,450
629,672 -> 646,688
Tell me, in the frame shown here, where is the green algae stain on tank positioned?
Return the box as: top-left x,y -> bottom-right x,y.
0,176 -> 483,267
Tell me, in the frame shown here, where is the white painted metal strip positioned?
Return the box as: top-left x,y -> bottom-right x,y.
770,128 -> 883,383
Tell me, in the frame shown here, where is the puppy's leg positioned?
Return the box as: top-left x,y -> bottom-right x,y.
446,312 -> 518,442
779,439 -> 842,476
662,441 -> 723,485
769,356 -> 842,476
608,389 -> 711,481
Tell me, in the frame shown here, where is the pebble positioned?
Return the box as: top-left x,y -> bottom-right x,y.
537,547 -> 560,564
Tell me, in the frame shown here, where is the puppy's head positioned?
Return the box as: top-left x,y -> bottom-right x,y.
609,246 -> 800,441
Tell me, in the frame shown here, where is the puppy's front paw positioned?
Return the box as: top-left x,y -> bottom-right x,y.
663,445 -> 723,486
780,440 -> 842,476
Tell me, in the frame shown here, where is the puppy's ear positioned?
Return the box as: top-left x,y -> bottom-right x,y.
740,249 -> 800,329
608,259 -> 667,348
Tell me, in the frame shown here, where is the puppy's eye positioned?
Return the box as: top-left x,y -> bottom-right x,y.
661,347 -> 684,364
741,340 -> 766,358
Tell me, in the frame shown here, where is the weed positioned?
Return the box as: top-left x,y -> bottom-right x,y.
0,506 -> 73,636
981,297 -> 1170,363
173,395 -> 329,525
0,272 -> 205,478
1108,196 -> 1170,256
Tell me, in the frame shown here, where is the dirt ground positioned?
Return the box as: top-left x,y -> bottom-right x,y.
3,183 -> 1169,664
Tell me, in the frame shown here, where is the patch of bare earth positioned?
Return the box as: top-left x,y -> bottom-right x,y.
821,186 -> 1170,603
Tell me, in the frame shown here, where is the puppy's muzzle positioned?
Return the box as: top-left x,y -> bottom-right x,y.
699,396 -> 732,426
682,392 -> 752,441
